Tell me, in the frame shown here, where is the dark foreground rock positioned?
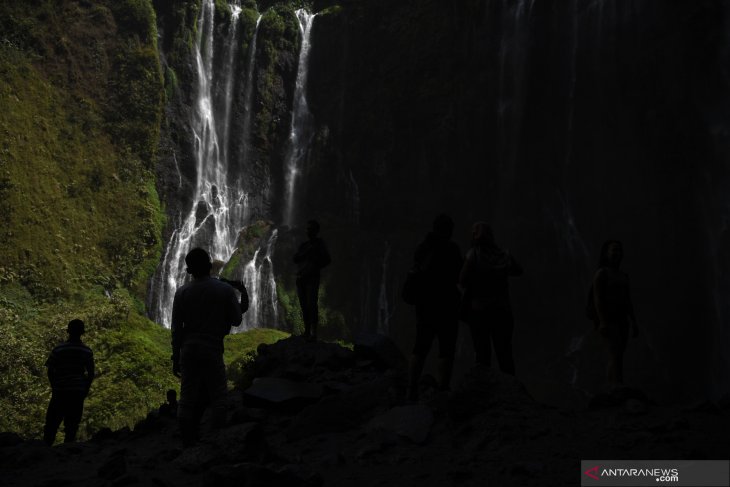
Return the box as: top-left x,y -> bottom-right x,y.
1,336 -> 729,487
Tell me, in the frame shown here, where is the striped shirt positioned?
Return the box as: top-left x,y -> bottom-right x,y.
45,340 -> 95,392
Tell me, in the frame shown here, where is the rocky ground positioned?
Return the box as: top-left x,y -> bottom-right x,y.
1,335 -> 728,487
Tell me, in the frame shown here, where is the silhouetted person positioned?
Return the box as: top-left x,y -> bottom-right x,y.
293,220 -> 331,342
459,222 -> 522,374
591,240 -> 638,386
43,319 -> 94,445
159,389 -> 178,418
408,214 -> 463,400
172,248 -> 246,446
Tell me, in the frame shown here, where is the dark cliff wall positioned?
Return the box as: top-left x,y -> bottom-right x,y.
149,0 -> 730,402
301,0 -> 730,402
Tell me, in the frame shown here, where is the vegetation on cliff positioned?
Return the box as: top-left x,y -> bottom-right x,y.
0,0 -> 171,439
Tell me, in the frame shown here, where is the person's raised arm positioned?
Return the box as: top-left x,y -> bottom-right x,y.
220,278 -> 249,314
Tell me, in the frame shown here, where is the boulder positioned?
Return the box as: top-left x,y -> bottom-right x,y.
367,404 -> 434,444
254,336 -> 355,380
0,432 -> 23,448
353,333 -> 407,372
97,450 -> 127,480
173,422 -> 265,473
287,377 -> 395,440
588,386 -> 654,411
243,377 -> 323,411
448,365 -> 535,421
207,462 -> 322,487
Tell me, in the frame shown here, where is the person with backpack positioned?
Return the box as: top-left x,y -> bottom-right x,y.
459,222 -> 522,374
43,319 -> 95,445
406,214 -> 463,401
588,240 -> 638,386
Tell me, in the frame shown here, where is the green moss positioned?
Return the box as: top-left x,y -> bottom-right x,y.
164,65 -> 178,101
224,328 -> 289,388
110,0 -> 157,44
0,287 -> 177,440
234,221 -> 273,264
238,7 -> 261,55
0,0 -> 167,439
164,1 -> 200,71
316,279 -> 348,338
253,7 -> 301,148
276,282 -> 304,335
220,251 -> 240,279
106,45 -> 163,168
214,0 -> 232,25
0,284 -> 289,440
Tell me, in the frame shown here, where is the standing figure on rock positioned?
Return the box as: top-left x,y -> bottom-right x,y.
459,222 -> 522,375
407,214 -> 463,401
591,240 -> 638,386
293,219 -> 331,342
171,248 -> 247,447
43,319 -> 95,445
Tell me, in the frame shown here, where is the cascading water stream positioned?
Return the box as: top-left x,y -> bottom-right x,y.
241,229 -> 279,329
283,9 -> 316,228
241,15 -> 263,168
150,2 -> 273,329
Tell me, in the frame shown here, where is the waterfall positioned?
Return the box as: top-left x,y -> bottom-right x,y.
150,2 -> 273,329
242,15 -> 263,168
496,0 -> 532,174
241,229 -> 279,329
283,9 -> 316,227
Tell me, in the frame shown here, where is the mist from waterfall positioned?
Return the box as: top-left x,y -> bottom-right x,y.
283,9 -> 316,227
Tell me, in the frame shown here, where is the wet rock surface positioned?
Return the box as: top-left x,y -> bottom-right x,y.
1,336 -> 729,487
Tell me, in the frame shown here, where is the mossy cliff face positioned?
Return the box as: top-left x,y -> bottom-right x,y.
0,0 -> 172,438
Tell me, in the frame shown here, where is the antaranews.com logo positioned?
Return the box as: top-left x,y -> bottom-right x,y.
580,460 -> 729,487
584,465 -> 679,483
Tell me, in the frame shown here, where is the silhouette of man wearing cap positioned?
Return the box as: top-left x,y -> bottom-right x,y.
43,319 -> 95,445
171,247 -> 247,446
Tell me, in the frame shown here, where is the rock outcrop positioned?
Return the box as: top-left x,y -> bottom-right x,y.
2,336 -> 728,486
